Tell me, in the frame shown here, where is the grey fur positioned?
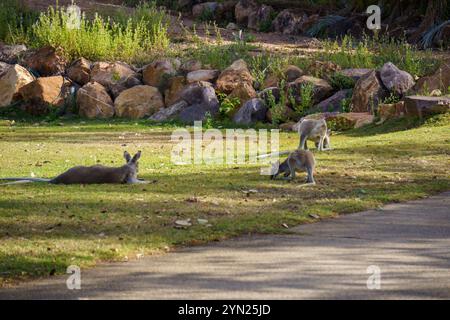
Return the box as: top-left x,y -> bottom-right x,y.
298,119 -> 331,151
0,151 -> 148,185
270,149 -> 316,184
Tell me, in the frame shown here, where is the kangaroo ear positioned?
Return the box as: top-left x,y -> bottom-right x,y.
131,151 -> 141,163
124,151 -> 132,163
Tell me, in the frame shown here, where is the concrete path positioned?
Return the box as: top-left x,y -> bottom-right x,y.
1,192 -> 449,300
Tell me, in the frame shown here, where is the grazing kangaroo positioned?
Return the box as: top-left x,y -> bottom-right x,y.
298,118 -> 331,151
270,149 -> 316,184
0,151 -> 148,185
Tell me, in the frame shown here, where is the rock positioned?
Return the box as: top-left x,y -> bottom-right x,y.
226,22 -> 239,30
77,82 -> 114,119
235,0 -> 258,26
288,76 -> 334,105
90,61 -> 140,98
413,62 -> 450,95
309,60 -> 341,79
142,59 -> 177,88
186,69 -> 219,83
284,65 -> 303,82
311,89 -> 352,113
149,100 -> 189,122
192,2 -> 220,20
228,81 -> 257,106
272,9 -> 302,35
0,44 -> 27,64
178,82 -> 220,123
248,4 -> 275,31
115,85 -> 165,119
0,63 -> 35,107
340,68 -> 372,81
232,98 -> 267,125
216,59 -> 254,94
19,76 -> 70,115
23,46 -> 67,76
180,60 -> 202,73
378,101 -> 406,123
66,58 -> 91,86
351,70 -> 388,113
300,112 -> 374,131
404,96 -> 450,118
379,62 -> 415,96
262,74 -> 279,89
164,76 -> 187,106
259,87 -> 281,104
266,105 -> 295,123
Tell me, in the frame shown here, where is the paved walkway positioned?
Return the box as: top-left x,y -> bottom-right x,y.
1,192 -> 449,299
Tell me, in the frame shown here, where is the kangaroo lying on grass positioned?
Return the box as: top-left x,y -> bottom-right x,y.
0,151 -> 148,185
298,118 -> 331,151
270,149 -> 316,184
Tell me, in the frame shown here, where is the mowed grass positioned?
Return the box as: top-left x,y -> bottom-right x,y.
0,117 -> 449,286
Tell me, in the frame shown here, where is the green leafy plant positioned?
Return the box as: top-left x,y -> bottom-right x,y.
382,92 -> 401,105
329,72 -> 356,90
218,93 -> 241,118
340,96 -> 352,113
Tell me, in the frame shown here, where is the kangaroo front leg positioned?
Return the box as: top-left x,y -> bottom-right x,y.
299,134 -> 308,150
318,136 -> 325,151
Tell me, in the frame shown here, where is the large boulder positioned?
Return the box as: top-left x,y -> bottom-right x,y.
23,46 -> 67,76
180,60 -> 202,73
259,87 -> 281,104
288,76 -> 334,105
186,69 -> 219,83
142,59 -> 177,88
309,60 -> 341,79
149,100 -> 189,122
216,59 -> 254,94
284,65 -> 304,82
413,62 -> 450,95
228,81 -> 257,107
19,76 -> 70,115
233,98 -> 267,125
0,44 -> 27,64
379,62 -> 415,96
178,82 -> 220,123
90,61 -> 140,98
67,58 -> 91,86
378,101 -> 406,123
115,85 -> 165,119
164,76 -> 187,106
297,112 -> 374,131
235,0 -> 258,26
311,89 -> 352,113
351,70 -> 388,113
404,96 -> 450,118
0,62 -> 35,107
77,82 -> 114,119
192,2 -> 221,20
248,4 -> 275,31
340,68 -> 372,81
272,9 -> 302,35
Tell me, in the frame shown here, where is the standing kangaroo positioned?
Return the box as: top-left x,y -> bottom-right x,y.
270,149 -> 316,184
0,151 -> 148,185
298,118 -> 331,151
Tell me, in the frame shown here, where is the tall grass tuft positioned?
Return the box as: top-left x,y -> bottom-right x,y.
3,2 -> 169,63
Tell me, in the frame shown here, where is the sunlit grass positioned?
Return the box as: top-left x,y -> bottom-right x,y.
0,116 -> 449,285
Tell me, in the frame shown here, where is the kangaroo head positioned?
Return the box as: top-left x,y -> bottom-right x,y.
124,151 -> 141,181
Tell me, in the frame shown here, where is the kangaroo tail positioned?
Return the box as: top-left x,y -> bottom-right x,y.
0,177 -> 51,185
256,150 -> 294,159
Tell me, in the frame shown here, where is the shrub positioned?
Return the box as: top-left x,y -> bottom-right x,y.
218,93 -> 241,118
4,2 -> 169,63
329,72 -> 356,90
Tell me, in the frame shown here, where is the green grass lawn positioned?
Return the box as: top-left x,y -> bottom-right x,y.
0,115 -> 449,286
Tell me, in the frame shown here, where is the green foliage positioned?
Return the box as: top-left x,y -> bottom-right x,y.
0,0 -> 38,43
297,82 -> 314,117
329,72 -> 356,90
318,35 -> 438,77
3,2 -> 169,63
218,93 -> 241,118
382,92 -> 401,105
340,96 -> 352,113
